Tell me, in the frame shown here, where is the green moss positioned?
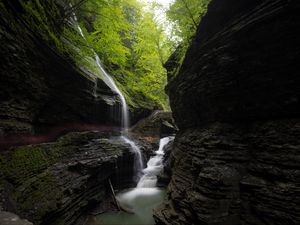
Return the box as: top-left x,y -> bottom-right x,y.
13,171 -> 62,224
0,133 -> 92,223
0,132 -> 95,186
21,0 -> 63,49
1,145 -> 58,184
0,146 -> 63,223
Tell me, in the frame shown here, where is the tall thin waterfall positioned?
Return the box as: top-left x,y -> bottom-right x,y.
71,11 -> 129,130
71,9 -> 143,180
94,56 -> 129,130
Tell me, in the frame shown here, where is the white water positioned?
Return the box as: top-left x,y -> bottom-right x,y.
71,8 -> 129,131
121,136 -> 144,182
71,8 -> 174,225
93,136 -> 173,225
137,136 -> 173,188
117,136 -> 173,208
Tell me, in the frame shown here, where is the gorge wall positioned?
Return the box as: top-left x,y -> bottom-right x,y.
155,0 -> 300,225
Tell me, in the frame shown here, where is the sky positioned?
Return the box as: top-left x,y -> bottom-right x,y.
142,0 -> 174,23
141,0 -> 175,37
143,0 -> 174,10
151,0 -> 173,7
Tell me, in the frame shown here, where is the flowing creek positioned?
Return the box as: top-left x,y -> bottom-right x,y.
88,137 -> 173,225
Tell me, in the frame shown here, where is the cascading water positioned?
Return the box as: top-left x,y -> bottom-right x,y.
94,55 -> 129,131
121,136 -> 144,182
137,137 -> 172,188
91,136 -> 174,225
71,9 -> 143,181
71,7 -> 129,131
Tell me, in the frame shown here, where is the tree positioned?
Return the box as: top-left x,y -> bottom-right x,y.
77,0 -> 171,109
167,0 -> 211,46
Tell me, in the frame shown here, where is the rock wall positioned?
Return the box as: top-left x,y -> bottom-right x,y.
0,131 -> 136,225
155,0 -> 300,225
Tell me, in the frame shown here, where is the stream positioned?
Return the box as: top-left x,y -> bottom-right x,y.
87,137 -> 173,225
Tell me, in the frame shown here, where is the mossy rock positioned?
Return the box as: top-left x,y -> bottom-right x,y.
0,131 -> 135,225
13,172 -> 62,224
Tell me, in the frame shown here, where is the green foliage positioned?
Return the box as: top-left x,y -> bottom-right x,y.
84,0 -> 131,68
18,0 -> 211,112
79,0 -> 171,109
167,0 -> 211,47
20,0 -> 171,110
0,145 -> 61,185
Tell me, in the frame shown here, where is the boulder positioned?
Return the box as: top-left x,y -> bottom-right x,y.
131,110 -> 177,138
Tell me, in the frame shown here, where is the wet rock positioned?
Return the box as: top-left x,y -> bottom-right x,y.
0,1 -> 153,140
157,140 -> 174,187
154,122 -> 300,225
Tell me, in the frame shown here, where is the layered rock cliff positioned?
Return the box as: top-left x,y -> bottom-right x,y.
0,131 -> 137,225
155,0 -> 300,225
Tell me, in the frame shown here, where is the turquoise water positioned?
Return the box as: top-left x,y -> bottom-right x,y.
87,188 -> 166,225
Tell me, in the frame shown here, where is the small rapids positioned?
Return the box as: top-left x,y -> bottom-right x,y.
88,136 -> 174,225
137,137 -> 172,188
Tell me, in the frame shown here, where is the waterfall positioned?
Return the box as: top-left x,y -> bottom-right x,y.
120,136 -> 144,182
104,136 -> 174,224
137,136 -> 173,188
71,10 -> 129,130
70,8 -> 142,181
94,56 -> 129,131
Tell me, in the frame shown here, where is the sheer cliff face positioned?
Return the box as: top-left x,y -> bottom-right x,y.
155,1 -> 300,225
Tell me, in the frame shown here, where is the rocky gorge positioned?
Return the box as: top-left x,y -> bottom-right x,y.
0,0 -> 173,224
0,0 -> 299,225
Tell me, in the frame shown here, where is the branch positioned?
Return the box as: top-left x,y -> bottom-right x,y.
179,0 -> 198,29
